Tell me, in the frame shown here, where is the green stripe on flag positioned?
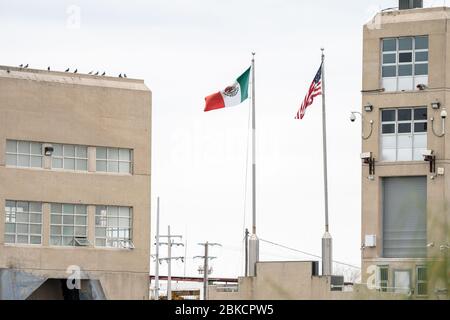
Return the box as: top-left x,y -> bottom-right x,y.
237,67 -> 251,102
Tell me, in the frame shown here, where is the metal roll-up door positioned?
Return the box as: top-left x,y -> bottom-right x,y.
382,176 -> 427,258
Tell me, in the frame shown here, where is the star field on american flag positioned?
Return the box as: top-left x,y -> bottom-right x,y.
295,63 -> 323,120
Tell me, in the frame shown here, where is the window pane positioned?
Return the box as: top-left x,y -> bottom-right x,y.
108,148 -> 119,160
50,237 -> 62,246
96,206 -> 107,216
415,52 -> 428,62
414,108 -> 427,120
107,161 -> 119,173
53,144 -> 63,157
119,207 -> 130,217
119,162 -> 130,173
75,205 -> 87,215
398,123 -> 412,133
63,204 -> 74,214
75,227 -> 87,236
30,236 -> 41,244
96,238 -> 106,247
64,145 -> 75,157
51,225 -> 63,237
5,223 -> 16,233
398,64 -> 412,76
415,36 -> 428,50
415,63 -> 428,75
398,109 -> 412,121
63,226 -> 74,236
63,237 -> 73,246
30,143 -> 41,155
96,160 -> 107,172
63,215 -> 74,225
96,147 -> 107,159
17,224 -> 29,234
16,202 -> 29,213
415,123 -> 428,133
17,235 -> 29,244
6,154 -> 17,166
399,38 -> 413,50
119,149 -> 131,161
52,158 -> 63,169
76,146 -> 87,158
5,235 -> 15,244
382,124 -> 396,134
399,52 -> 412,63
18,141 -> 30,153
51,203 -> 62,213
64,158 -> 75,170
383,53 -> 396,64
6,140 -> 17,153
30,156 -> 42,168
75,216 -> 87,225
109,207 -> 119,217
30,224 -> 41,234
51,215 -> 62,224
383,39 -> 396,52
29,202 -> 41,213
16,213 -> 28,223
76,159 -> 87,171
382,66 -> 396,77
382,110 -> 396,122
29,214 -> 41,223
119,218 -> 130,228
18,155 -> 30,167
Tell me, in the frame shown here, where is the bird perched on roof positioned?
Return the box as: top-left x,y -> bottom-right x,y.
101,72 -> 106,76
74,69 -> 78,73
88,71 -> 93,75
24,64 -> 29,68
47,66 -> 51,71
124,74 -> 127,78
119,74 -> 122,78
19,64 -> 23,68
94,71 -> 99,75
65,68 -> 70,72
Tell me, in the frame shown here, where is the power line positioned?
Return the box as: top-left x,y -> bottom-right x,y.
260,238 -> 360,270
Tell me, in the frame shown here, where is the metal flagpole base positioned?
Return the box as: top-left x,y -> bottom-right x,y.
248,234 -> 260,277
322,232 -> 333,276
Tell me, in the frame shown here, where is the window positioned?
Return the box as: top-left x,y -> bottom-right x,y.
383,177 -> 427,259
416,266 -> 428,296
50,204 -> 88,246
394,270 -> 412,295
381,108 -> 427,162
6,140 -> 43,168
52,144 -> 88,171
95,206 -> 133,248
4,201 -> 42,245
376,266 -> 389,292
382,36 -> 429,91
96,147 -> 132,174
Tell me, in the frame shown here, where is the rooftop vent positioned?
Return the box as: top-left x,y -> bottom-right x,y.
399,0 -> 423,10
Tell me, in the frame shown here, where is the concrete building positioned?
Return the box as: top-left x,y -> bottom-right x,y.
0,65 -> 152,299
360,1 -> 449,299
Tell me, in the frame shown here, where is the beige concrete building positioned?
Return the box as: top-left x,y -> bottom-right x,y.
360,2 -> 449,299
0,65 -> 152,299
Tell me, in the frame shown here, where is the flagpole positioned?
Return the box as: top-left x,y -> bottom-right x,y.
248,52 -> 259,277
321,48 -> 333,276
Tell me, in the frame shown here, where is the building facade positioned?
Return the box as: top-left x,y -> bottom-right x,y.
0,66 -> 152,299
361,3 -> 449,299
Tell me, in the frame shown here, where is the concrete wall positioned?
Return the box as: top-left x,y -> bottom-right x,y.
361,7 -> 449,299
0,66 -> 152,299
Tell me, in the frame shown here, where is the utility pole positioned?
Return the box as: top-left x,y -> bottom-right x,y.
159,226 -> 184,300
244,229 -> 249,277
195,242 -> 221,300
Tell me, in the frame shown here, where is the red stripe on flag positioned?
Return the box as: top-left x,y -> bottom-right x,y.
204,92 -> 225,112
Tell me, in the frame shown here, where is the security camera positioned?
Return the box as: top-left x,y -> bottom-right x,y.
361,152 -> 372,164
441,109 -> 447,119
350,113 -> 356,122
423,150 -> 435,162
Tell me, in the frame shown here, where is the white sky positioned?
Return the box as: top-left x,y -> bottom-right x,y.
0,0 -> 444,284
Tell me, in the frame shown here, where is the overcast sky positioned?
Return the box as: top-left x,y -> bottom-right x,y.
0,0 -> 445,285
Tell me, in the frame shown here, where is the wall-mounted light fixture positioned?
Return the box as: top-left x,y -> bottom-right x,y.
423,150 -> 436,175
431,108 -> 447,138
431,101 -> 441,110
361,152 -> 376,176
43,144 -> 54,156
350,111 -> 374,140
364,104 -> 374,113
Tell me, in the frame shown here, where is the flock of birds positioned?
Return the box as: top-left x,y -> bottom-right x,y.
15,64 -> 128,78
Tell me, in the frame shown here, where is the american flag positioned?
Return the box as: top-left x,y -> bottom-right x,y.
295,63 -> 323,120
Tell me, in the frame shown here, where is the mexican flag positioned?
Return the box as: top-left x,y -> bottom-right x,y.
204,67 -> 251,112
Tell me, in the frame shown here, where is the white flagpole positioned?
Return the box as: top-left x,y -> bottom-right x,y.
321,48 -> 333,276
248,52 -> 260,277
